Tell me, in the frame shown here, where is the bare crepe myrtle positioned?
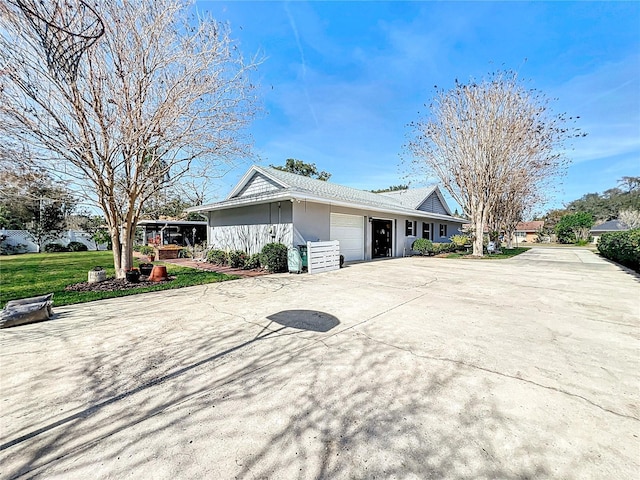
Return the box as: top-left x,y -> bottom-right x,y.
406,71 -> 585,256
0,0 -> 260,276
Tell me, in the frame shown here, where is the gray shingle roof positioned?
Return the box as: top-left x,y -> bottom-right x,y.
191,165 -> 463,222
590,219 -> 630,232
257,166 -> 411,211
378,187 -> 438,209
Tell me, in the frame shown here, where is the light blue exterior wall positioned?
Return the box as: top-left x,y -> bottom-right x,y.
292,200 -> 330,243
203,199 -> 464,259
208,202 -> 292,226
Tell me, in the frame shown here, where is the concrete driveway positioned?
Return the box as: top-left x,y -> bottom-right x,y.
1,247 -> 638,479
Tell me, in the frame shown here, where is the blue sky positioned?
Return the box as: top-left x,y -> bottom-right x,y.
196,1 -> 639,215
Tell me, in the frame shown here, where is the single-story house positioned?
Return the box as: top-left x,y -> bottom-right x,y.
590,219 -> 630,244
512,221 -> 544,244
188,165 -> 466,262
136,219 -> 207,247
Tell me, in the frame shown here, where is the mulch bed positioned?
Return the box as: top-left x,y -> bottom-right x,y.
65,276 -> 174,293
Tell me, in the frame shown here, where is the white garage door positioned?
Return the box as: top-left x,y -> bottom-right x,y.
330,213 -> 364,261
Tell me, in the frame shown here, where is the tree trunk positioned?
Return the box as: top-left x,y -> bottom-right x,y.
471,209 -> 485,257
111,228 -> 124,279
120,224 -> 135,275
505,232 -> 514,249
473,217 -> 484,257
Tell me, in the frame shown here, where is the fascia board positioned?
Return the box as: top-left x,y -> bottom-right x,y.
190,190 -> 297,212
290,193 -> 466,223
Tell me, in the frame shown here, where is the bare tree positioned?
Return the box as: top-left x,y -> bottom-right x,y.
618,209 -> 640,229
0,0 -> 259,276
407,71 -> 583,256
487,173 -> 542,249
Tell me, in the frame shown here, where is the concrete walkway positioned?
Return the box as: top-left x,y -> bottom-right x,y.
1,247 -> 638,479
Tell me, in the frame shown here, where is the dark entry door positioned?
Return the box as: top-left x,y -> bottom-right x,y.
372,219 -> 393,258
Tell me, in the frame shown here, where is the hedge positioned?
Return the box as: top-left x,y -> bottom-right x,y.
597,229 -> 640,271
261,243 -> 288,273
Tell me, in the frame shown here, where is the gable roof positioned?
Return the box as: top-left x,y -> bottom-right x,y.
190,165 -> 464,223
590,219 -> 630,232
377,187 -> 451,216
516,221 -> 544,232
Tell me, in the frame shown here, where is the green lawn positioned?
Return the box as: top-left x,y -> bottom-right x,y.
443,247 -> 530,259
0,251 -> 237,307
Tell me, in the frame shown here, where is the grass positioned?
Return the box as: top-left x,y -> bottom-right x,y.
443,247 -> 530,259
0,251 -> 237,308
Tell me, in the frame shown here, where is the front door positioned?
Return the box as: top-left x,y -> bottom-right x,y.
372,219 -> 393,258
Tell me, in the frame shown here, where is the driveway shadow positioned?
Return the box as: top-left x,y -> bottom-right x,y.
267,310 -> 339,332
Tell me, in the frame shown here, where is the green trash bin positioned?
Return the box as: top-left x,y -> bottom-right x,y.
298,245 -> 308,268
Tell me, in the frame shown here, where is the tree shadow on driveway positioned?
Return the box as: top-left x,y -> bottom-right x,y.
0,303 -> 585,479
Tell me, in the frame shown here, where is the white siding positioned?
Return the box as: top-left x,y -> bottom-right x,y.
209,223 -> 293,255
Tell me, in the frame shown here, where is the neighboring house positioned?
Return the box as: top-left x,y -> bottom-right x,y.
188,165 -> 466,262
590,219 -> 630,244
137,219 -> 207,247
512,221 -> 544,244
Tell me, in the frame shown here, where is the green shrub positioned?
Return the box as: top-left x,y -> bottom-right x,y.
598,229 -> 640,271
132,244 -> 142,252
449,234 -> 470,249
207,249 -> 228,265
178,248 -> 191,258
67,241 -> 88,252
556,212 -> 594,244
412,238 -> 434,255
433,242 -> 457,254
138,245 -> 155,256
244,253 -> 262,270
228,250 -> 248,268
261,243 -> 288,273
44,243 -> 69,253
1,242 -> 28,255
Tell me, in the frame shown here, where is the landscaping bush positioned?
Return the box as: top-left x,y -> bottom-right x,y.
138,245 -> 155,256
244,253 -> 262,270
228,250 -> 248,268
44,243 -> 69,253
449,234 -> 469,250
597,229 -> 640,271
412,238 -> 434,256
207,249 -> 228,265
0,242 -> 27,255
178,248 -> 191,258
67,241 -> 88,252
260,243 -> 288,273
433,242 -> 457,254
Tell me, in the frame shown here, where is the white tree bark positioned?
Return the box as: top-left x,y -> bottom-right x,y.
618,210 -> 640,229
0,0 -> 259,276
